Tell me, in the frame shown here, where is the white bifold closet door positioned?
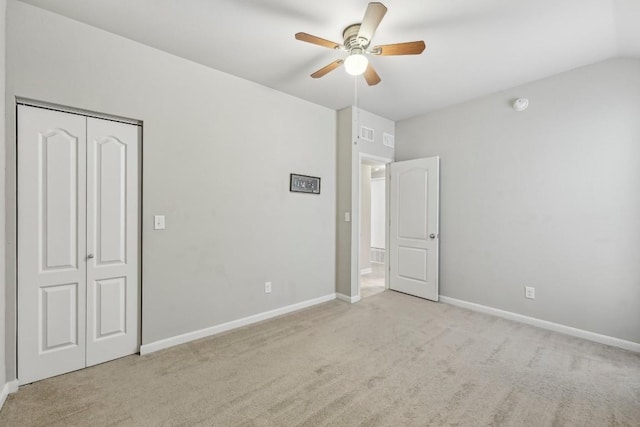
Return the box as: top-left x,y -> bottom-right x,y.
18,105 -> 140,384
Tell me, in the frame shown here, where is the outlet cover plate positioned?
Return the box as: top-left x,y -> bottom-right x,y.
154,215 -> 165,230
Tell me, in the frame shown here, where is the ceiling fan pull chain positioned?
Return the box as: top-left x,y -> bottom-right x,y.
354,77 -> 360,145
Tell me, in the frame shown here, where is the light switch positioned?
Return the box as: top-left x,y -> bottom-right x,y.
344,212 -> 351,222
154,215 -> 165,230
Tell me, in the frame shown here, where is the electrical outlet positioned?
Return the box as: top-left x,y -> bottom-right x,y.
525,286 -> 535,299
265,282 -> 272,294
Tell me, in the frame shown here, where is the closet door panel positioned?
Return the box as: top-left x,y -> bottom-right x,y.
86,117 -> 140,366
18,105 -> 87,384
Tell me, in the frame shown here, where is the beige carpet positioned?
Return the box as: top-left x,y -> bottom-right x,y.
1,291 -> 639,426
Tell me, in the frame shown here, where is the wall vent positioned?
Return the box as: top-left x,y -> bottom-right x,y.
371,248 -> 386,264
359,126 -> 375,142
383,133 -> 395,148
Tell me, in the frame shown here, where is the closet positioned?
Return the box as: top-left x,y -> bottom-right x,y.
17,104 -> 140,384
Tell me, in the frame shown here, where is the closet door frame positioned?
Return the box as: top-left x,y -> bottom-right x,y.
14,98 -> 143,384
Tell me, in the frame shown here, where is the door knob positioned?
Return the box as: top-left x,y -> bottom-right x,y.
87,254 -> 94,259
429,234 -> 436,239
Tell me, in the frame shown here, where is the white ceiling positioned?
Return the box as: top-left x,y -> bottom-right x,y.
17,0 -> 640,121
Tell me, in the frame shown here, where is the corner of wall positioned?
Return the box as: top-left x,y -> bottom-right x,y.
1,0 -> 9,394
336,106 -> 396,299
335,107 -> 354,297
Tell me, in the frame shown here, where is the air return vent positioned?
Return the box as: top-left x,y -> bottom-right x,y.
383,132 -> 395,148
359,126 -> 374,142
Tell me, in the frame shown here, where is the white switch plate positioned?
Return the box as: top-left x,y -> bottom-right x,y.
265,282 -> 272,294
344,212 -> 351,222
525,286 -> 535,299
154,215 -> 165,230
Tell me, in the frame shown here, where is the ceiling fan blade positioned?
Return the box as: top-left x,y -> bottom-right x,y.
295,32 -> 341,50
311,59 -> 344,78
363,63 -> 381,86
373,41 -> 426,56
357,2 -> 388,45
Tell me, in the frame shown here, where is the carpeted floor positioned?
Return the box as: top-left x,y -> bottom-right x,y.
1,291 -> 639,426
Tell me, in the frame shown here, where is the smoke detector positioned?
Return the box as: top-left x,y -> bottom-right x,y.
513,98 -> 529,112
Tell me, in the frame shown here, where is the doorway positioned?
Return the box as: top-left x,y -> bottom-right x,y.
359,158 -> 388,299
17,102 -> 142,384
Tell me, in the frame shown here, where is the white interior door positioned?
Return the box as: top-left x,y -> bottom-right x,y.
18,105 -> 140,384
389,157 -> 439,301
86,117 -> 139,366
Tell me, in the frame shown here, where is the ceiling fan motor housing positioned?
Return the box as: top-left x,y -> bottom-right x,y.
342,24 -> 368,50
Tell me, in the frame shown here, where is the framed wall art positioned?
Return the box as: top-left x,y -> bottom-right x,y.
290,173 -> 321,194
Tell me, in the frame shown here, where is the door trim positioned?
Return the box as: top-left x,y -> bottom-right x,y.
14,99 -> 143,385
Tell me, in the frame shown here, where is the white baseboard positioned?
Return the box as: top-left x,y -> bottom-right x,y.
0,380 -> 19,411
336,293 -> 361,304
439,296 -> 640,353
360,268 -> 373,275
140,293 -> 336,355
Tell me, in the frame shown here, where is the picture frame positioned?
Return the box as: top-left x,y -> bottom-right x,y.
290,173 -> 321,194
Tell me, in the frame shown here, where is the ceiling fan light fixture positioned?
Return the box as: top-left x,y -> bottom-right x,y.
344,51 -> 368,76
295,2 -> 426,85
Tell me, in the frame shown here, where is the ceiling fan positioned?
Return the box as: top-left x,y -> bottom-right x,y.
295,2 -> 426,86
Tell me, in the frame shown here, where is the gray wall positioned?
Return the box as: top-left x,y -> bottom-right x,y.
335,108 -> 353,296
396,58 -> 640,344
5,0 -> 336,378
0,0 -> 6,391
